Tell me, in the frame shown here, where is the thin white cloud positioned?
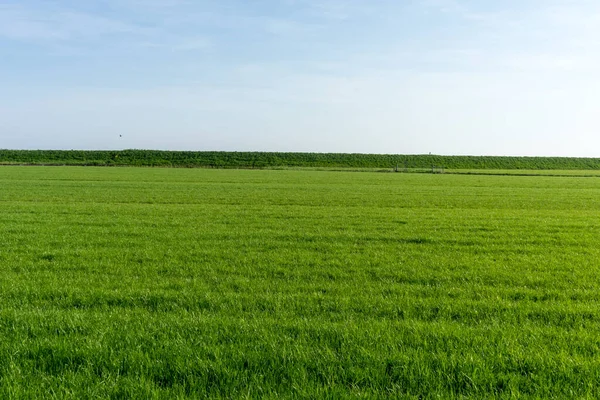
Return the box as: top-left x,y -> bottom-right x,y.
0,3 -> 146,42
406,0 -> 600,73
0,1 -> 215,54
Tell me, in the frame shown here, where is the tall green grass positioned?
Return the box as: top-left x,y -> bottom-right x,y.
1,167 -> 600,398
4,149 -> 600,170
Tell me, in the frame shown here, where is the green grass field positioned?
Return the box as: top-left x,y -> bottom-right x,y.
2,167 -> 600,398
448,169 -> 600,177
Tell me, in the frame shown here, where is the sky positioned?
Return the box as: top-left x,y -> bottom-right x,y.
1,0 -> 600,156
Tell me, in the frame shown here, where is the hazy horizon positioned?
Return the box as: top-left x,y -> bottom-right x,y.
2,1 -> 600,157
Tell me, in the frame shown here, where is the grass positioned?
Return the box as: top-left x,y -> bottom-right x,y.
5,149 -> 600,170
2,167 -> 600,398
448,169 -> 600,177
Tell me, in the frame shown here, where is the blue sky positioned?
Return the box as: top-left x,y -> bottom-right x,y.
1,0 -> 600,155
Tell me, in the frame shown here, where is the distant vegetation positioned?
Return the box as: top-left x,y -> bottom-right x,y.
2,149 -> 600,170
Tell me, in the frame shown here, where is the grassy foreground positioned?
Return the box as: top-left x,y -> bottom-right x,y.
2,167 -> 600,398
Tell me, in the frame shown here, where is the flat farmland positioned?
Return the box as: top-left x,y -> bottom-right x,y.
2,167 -> 600,399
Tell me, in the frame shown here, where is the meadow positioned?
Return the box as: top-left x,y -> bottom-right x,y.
1,166 -> 600,398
